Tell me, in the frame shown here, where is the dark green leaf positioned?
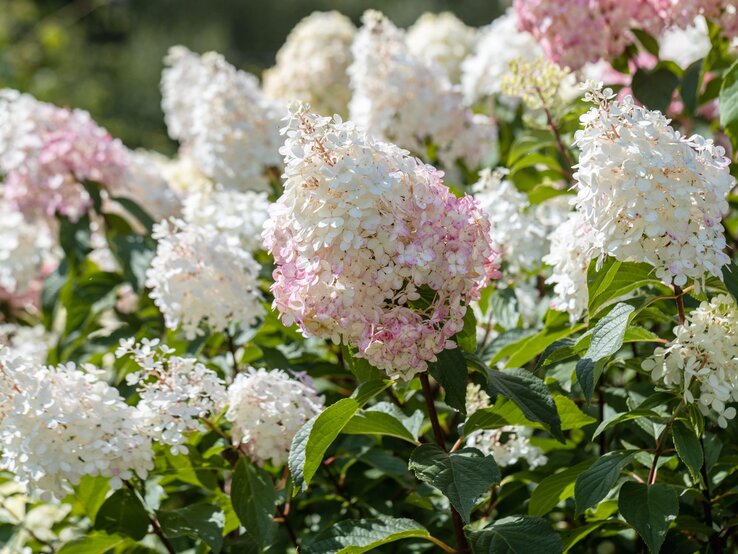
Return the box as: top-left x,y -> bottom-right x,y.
575,451 -> 635,515
466,515 -> 562,554
593,409 -> 664,439
672,421 -> 704,482
618,482 -> 679,553
486,368 -> 563,441
231,457 -> 276,549
632,66 -> 680,113
157,503 -> 225,553
458,307 -> 477,353
722,258 -> 738,303
111,196 -> 155,233
341,344 -> 384,382
303,518 -> 430,554
289,380 -> 389,491
529,459 -> 595,516
342,410 -> 418,443
681,60 -> 703,114
93,489 -> 149,541
409,444 -> 500,523
428,348 -> 468,414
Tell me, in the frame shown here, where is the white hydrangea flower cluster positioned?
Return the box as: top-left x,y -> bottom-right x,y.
460,10 -> 543,104
0,324 -> 55,364
182,188 -> 270,252
0,200 -> 57,294
472,168 -> 570,277
263,11 -> 356,117
225,367 -> 324,466
161,46 -> 284,192
406,12 -> 477,83
146,219 -> 264,339
263,105 -> 499,380
574,82 -> 734,290
0,351 -> 153,500
159,152 -> 214,196
659,16 -> 712,68
642,295 -> 738,428
111,149 -> 182,221
543,212 -> 602,323
117,338 -> 227,455
348,10 -> 495,169
464,384 -> 547,468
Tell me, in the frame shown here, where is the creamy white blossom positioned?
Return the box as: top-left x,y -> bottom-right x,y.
460,10 -> 543,104
263,11 -> 356,117
117,339 -> 227,455
574,83 -> 733,290
406,12 -> 476,83
146,219 -> 264,339
348,10 -> 495,169
0,352 -> 153,500
464,384 -> 547,468
161,46 -> 284,192
659,16 -> 711,68
182,188 -> 270,252
544,211 -> 601,323
0,324 -> 55,365
159,152 -> 214,196
642,295 -> 738,428
225,367 -> 324,466
0,200 -> 57,294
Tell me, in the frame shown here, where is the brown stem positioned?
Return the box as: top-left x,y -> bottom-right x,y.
276,503 -> 299,549
535,87 -> 574,179
124,482 -> 176,554
673,285 -> 686,326
648,404 -> 683,484
419,373 -> 470,553
427,535 -> 458,553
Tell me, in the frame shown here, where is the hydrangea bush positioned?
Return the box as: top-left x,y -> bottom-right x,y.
2,3 -> 738,553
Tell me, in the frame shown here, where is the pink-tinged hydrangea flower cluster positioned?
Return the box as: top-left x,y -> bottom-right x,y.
263,11 -> 356,118
348,11 -> 495,170
146,219 -> 264,339
0,89 -> 128,222
161,46 -> 284,193
117,339 -> 227,455
225,367 -> 324,466
514,0 -> 738,70
263,105 -> 499,380
574,82 -> 734,290
642,295 -> 738,428
0,351 -> 153,500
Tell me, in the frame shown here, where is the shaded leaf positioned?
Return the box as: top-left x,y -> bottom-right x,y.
467,515 -> 562,554
618,482 -> 679,553
575,451 -> 635,515
303,518 -> 430,554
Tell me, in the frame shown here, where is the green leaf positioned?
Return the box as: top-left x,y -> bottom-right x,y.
618,482 -> 679,553
722,258 -> 738,303
58,532 -> 128,554
577,303 -> 634,402
111,196 -> 155,233
107,234 -> 155,292
93,489 -> 149,541
593,410 -> 664,439
231,457 -> 276,549
555,394 -> 597,430
157,503 -> 225,553
458,307 -> 477,353
529,459 -> 595,516
70,475 -> 110,521
561,522 -> 606,553
341,344 -> 384,382
409,444 -> 500,523
428,348 -> 468,415
342,410 -> 418,443
490,288 -> 519,331
719,59 -> 738,144
466,515 -> 562,554
289,380 -> 389,491
486,368 -> 563,441
632,66 -> 680,113
463,407 -> 509,435
303,518 -> 430,554
681,60 -> 703,114
574,450 -> 635,515
588,260 -> 661,316
672,421 -> 704,482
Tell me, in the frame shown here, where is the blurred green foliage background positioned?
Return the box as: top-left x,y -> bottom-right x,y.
0,0 -> 504,153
